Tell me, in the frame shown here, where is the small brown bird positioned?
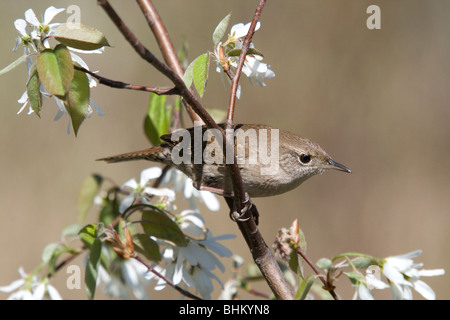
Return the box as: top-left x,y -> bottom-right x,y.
98,124 -> 351,197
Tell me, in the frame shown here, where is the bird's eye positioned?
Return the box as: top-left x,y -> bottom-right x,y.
299,153 -> 311,164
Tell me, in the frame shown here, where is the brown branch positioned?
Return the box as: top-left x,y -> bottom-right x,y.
136,0 -> 201,124
97,0 -> 218,131
225,0 -> 266,207
136,0 -> 184,79
74,65 -> 180,95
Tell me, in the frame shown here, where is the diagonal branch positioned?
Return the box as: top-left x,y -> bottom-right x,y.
136,0 -> 185,78
74,65 -> 180,95
97,0 -> 217,131
136,0 -> 202,124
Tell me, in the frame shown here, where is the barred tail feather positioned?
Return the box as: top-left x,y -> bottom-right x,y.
97,146 -> 169,164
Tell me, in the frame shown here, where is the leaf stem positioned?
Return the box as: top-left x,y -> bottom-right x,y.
296,247 -> 339,300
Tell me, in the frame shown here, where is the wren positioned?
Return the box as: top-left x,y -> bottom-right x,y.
98,124 -> 351,197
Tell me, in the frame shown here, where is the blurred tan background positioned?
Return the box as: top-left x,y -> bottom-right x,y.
0,0 -> 448,299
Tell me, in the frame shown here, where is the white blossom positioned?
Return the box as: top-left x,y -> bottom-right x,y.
119,167 -> 175,213
162,168 -> 220,212
382,250 -> 445,300
0,267 -> 62,300
98,258 -> 151,300
11,6 -> 104,128
214,21 -> 274,98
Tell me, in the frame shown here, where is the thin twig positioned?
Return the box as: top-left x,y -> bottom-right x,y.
224,0 -> 266,208
226,0 -> 266,125
224,0 -> 268,225
296,247 -> 339,300
48,247 -> 84,278
74,65 -> 180,95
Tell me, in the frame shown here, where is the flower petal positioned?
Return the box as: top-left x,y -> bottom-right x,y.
14,19 -> 27,35
198,190 -> 220,211
385,256 -> 414,273
413,280 -> 436,300
31,283 -> 46,300
0,279 -> 25,293
119,194 -> 135,213
230,21 -> 261,39
46,284 -> 62,300
393,250 -> 422,260
184,178 -> 195,198
89,99 -> 104,116
389,281 -> 405,300
140,167 -> 162,185
44,6 -> 65,25
24,9 -> 40,27
417,268 -> 445,277
358,285 -> 374,300
121,178 -> 138,190
144,187 -> 175,201
382,262 -> 411,286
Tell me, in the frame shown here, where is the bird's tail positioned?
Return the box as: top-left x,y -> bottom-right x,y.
97,145 -> 170,164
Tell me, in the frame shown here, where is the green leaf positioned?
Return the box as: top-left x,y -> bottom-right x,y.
53,23 -> 110,51
288,249 -> 301,276
85,236 -> 102,300
64,67 -> 90,136
99,192 -> 120,225
212,12 -> 231,45
295,275 -> 315,300
79,224 -> 97,247
352,257 -> 378,269
77,174 -> 103,223
331,252 -> 376,262
183,58 -> 195,89
42,243 -> 62,264
0,54 -> 29,76
37,44 -> 74,98
133,234 -> 161,262
346,271 -> 363,285
26,64 -> 42,117
144,93 -> 170,145
316,257 -> 333,270
62,224 -> 83,237
193,53 -> 210,97
140,210 -> 188,247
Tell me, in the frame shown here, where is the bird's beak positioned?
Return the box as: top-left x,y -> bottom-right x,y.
328,159 -> 352,173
